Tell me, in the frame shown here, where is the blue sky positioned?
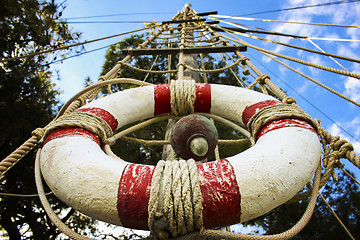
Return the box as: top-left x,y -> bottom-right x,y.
52,0 -> 360,179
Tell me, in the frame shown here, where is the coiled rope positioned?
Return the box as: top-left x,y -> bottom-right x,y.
148,159 -> 203,239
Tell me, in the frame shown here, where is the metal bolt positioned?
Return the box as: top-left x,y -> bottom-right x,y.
189,136 -> 208,157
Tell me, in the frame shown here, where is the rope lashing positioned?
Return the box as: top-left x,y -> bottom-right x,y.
256,74 -> 269,85
247,103 -> 318,140
170,80 -> 197,116
31,128 -> 45,140
148,159 -> 203,239
42,111 -> 113,144
319,126 -> 360,169
282,96 -> 297,105
239,56 -> 250,65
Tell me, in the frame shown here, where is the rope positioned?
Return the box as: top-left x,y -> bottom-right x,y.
178,58 -> 241,73
212,14 -> 360,28
148,159 -> 203,239
0,191 -> 52,198
319,126 -> 360,169
103,26 -> 166,81
120,135 -> 250,146
247,103 -> 318,140
260,52 -> 360,108
143,55 -> 160,81
219,29 -> 360,80
204,24 -> 289,101
170,80 -> 196,116
215,19 -> 360,64
120,61 -> 178,74
340,167 -> 360,186
43,111 -> 113,144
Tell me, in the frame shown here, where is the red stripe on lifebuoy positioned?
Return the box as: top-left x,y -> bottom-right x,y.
197,159 -> 241,228
117,164 -> 155,230
154,83 -> 211,115
242,100 -> 282,126
75,107 -> 118,131
154,84 -> 171,115
195,83 -> 211,113
43,128 -> 100,146
258,119 -> 316,139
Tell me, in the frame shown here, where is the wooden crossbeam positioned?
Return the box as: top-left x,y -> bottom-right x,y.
121,45 -> 247,56
162,19 -> 206,24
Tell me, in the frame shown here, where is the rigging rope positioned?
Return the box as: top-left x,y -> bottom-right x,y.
230,0 -> 360,17
211,18 -> 360,64
219,27 -> 360,80
211,15 -> 360,28
261,52 -> 360,108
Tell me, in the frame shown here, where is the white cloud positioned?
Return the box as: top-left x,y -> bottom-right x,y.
297,81 -> 311,94
343,63 -> 360,103
344,77 -> 360,103
329,122 -> 341,136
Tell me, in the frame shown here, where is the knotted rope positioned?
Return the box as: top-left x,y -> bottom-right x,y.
41,111 -> 113,144
247,103 -> 318,141
148,159 -> 203,239
170,80 -> 196,116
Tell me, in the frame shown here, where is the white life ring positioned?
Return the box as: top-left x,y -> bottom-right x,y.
39,83 -> 321,230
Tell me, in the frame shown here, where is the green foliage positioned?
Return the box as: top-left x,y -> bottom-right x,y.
0,0 -> 82,239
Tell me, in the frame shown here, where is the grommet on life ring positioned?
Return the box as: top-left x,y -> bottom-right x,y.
39,82 -> 321,231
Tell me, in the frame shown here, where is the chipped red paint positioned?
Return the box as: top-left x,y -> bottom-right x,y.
75,107 -> 118,131
43,128 -> 100,146
117,164 -> 155,230
154,83 -> 212,115
194,83 -> 211,113
197,159 -> 241,229
242,100 -> 282,126
154,84 -> 171,115
258,119 -> 316,139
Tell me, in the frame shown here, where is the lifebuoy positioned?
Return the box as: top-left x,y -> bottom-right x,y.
39,83 -> 321,230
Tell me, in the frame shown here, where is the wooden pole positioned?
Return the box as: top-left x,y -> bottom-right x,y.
162,5 -> 200,160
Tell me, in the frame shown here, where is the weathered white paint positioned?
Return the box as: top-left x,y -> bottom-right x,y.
40,136 -> 127,225
210,84 -> 274,124
83,86 -> 155,130
39,83 -> 321,227
227,127 -> 320,222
